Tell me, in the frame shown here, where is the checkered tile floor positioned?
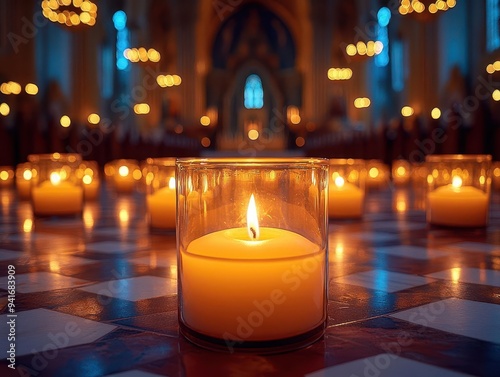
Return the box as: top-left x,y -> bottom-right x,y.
0,186 -> 499,377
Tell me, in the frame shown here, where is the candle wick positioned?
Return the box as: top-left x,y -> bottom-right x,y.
250,227 -> 257,239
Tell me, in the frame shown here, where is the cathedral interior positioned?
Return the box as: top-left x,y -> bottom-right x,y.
1,0 -> 499,165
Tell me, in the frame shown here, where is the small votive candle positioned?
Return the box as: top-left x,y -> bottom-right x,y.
426,154 -> 491,227
16,163 -> 34,200
176,158 -> 328,353
392,160 -> 410,185
109,159 -> 141,194
0,166 -> 15,188
328,159 -> 365,219
365,160 -> 389,190
29,153 -> 84,217
79,161 -> 100,201
145,158 -> 176,230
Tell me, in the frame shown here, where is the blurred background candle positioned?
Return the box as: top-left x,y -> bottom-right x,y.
145,157 -> 176,230
110,159 -> 141,194
29,153 -> 84,217
79,161 -> 100,201
493,162 -> 500,191
328,159 -> 365,219
392,159 -> 410,186
0,166 -> 14,188
365,159 -> 389,190
16,163 -> 33,200
426,154 -> 491,227
177,158 -> 328,352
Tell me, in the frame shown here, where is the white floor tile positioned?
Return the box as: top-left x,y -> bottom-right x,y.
426,267 -> 500,287
0,272 -> 89,293
391,298 -> 500,344
373,245 -> 450,260
332,269 -> 435,293
0,308 -> 116,358
306,354 -> 473,377
79,276 -> 177,301
85,241 -> 139,254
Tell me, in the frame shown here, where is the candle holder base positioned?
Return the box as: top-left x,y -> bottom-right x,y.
179,321 -> 326,354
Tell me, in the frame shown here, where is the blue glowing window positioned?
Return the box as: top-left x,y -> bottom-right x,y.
244,74 -> 264,109
113,11 -> 129,70
487,0 -> 500,52
375,7 -> 390,67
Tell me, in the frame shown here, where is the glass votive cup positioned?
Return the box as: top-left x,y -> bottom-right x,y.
328,159 -> 365,219
176,158 -> 329,353
365,159 -> 389,190
145,157 -> 176,231
109,159 -> 141,194
425,154 -> 492,227
0,166 -> 15,188
410,162 -> 428,189
392,159 -> 411,186
78,161 -> 100,201
16,163 -> 35,200
492,161 -> 500,191
28,153 -> 84,217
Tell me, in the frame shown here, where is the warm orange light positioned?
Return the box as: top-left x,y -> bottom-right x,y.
248,129 -> 259,140
247,194 -> 260,240
452,176 -> 462,189
200,115 -> 210,126
334,176 -> 345,188
0,103 -> 9,116
401,106 -> 414,117
60,115 -> 71,127
82,175 -> 93,185
118,166 -> 129,177
201,137 -> 211,147
369,167 -> 379,178
431,107 -> 441,119
50,172 -> 61,185
88,113 -> 100,124
168,177 -> 175,190
25,83 -> 39,95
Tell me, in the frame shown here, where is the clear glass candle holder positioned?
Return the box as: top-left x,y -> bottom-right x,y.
392,159 -> 411,186
328,159 -> 365,219
176,158 -> 329,353
145,157 -> 176,231
109,159 -> 141,194
426,154 -> 492,227
28,153 -> 84,217
0,166 -> 15,188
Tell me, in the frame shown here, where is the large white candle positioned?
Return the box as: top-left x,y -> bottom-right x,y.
328,176 -> 364,218
180,195 -> 326,341
32,172 -> 83,216
147,177 -> 176,229
427,176 -> 489,227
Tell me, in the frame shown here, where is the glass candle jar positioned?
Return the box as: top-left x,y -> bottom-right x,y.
29,153 -> 84,217
426,154 -> 492,227
176,158 -> 329,353
145,157 -> 176,230
0,166 -> 15,188
109,159 -> 141,194
78,161 -> 100,201
328,159 -> 365,219
16,163 -> 34,200
392,159 -> 411,186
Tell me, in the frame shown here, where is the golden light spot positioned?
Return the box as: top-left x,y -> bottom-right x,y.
248,129 -> 259,140
118,166 -> 129,177
60,115 -> 71,128
82,174 -> 93,185
369,167 -> 379,178
431,107 -> 441,119
88,113 -> 100,124
200,115 -> 210,126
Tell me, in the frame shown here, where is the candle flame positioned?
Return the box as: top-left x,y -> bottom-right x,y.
334,176 -> 345,188
50,172 -> 61,185
452,176 -> 462,189
118,165 -> 129,177
168,176 -> 176,190
247,194 -> 260,240
82,174 -> 93,185
23,169 -> 32,181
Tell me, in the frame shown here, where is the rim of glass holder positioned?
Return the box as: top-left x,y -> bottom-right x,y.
425,154 -> 492,163
176,157 -> 329,169
28,153 -> 81,163
147,157 -> 176,166
328,158 -> 365,166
